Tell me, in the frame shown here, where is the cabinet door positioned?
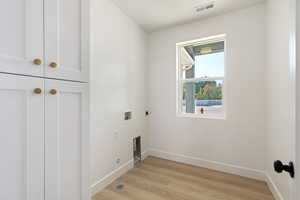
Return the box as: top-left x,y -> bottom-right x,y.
45,80 -> 89,200
44,0 -> 89,82
0,74 -> 44,200
0,0 -> 44,76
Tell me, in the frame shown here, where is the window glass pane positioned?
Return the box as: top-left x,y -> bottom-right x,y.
182,80 -> 223,115
195,52 -> 224,78
180,41 -> 224,79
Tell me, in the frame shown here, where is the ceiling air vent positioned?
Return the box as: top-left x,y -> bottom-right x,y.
195,1 -> 215,13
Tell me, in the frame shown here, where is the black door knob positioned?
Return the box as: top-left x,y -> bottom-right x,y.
274,160 -> 295,178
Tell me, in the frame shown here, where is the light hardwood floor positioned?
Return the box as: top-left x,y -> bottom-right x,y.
93,156 -> 274,200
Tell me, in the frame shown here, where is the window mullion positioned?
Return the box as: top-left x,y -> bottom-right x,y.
182,77 -> 224,83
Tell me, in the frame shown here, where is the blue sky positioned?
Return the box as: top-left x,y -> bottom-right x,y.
195,52 -> 224,78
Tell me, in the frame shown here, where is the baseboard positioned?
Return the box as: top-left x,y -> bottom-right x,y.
265,173 -> 284,200
148,149 -> 284,199
148,149 -> 266,181
90,159 -> 133,196
90,151 -> 149,196
142,151 -> 149,160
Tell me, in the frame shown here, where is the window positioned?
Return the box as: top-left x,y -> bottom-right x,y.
176,35 -> 226,119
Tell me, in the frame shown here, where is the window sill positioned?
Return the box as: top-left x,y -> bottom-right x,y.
176,113 -> 226,120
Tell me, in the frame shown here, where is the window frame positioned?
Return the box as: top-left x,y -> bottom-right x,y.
176,34 -> 227,119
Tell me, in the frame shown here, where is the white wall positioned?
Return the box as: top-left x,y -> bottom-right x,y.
89,0 -> 148,194
148,4 -> 266,175
88,0 -> 297,198
265,0 -> 295,199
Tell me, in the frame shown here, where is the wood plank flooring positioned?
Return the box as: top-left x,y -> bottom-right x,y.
93,156 -> 274,200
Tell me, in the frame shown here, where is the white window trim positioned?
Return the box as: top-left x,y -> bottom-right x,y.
176,34 -> 227,120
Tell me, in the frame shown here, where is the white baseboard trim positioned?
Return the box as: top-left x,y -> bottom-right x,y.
142,150 -> 149,160
148,149 -> 266,181
90,151 -> 149,196
90,159 -> 134,196
265,173 -> 284,200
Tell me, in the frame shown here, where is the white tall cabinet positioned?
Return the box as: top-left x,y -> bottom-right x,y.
45,80 -> 89,200
0,0 -> 89,82
0,74 -> 45,200
0,0 -> 44,77
44,0 -> 89,81
0,0 -> 90,200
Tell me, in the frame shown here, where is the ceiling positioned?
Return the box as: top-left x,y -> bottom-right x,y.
111,0 -> 265,32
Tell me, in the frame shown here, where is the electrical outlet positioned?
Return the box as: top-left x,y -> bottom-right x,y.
116,158 -> 121,164
124,111 -> 132,120
145,110 -> 150,116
